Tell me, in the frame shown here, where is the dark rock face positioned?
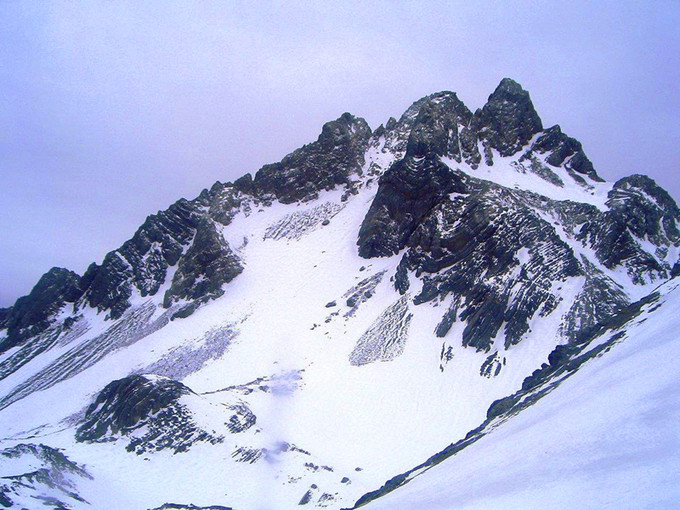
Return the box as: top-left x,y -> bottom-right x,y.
578,175 -> 680,283
72,182 -> 248,321
85,198 -> 203,319
365,169 -> 659,351
362,107 -> 638,352
76,374 -> 242,454
358,78 -> 680,352
404,93 -> 473,159
0,267 -> 84,353
163,218 -> 243,313
525,124 -> 603,182
76,375 -> 191,442
472,77 -> 543,160
253,112 -> 372,204
357,155 -> 467,258
380,91 -> 479,167
405,182 -> 582,350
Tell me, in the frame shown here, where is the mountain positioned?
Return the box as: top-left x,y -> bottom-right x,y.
0,78 -> 678,509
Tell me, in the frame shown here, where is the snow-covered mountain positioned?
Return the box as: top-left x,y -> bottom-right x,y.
0,78 -> 678,509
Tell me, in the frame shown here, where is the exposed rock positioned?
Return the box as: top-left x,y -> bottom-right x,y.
163,218 -> 243,312
404,92 -> 473,160
0,267 -> 84,353
358,81 -> 680,353
342,270 -> 386,317
578,174 -> 680,283
472,77 -> 543,160
560,259 -> 630,340
381,92 -> 477,166
208,182 -> 249,226
85,198 -> 203,319
392,180 -> 581,350
357,155 -> 467,258
480,351 -> 504,378
76,374 -> 246,454
253,112 -> 372,204
76,374 -> 192,442
233,172 -> 254,194
525,124 -> 603,182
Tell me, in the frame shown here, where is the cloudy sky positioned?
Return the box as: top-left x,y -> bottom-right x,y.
1,1 -> 679,306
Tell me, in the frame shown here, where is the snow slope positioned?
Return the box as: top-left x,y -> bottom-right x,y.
361,278 -> 680,510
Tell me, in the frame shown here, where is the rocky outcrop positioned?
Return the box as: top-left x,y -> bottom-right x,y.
578,174 -> 680,283
524,124 -> 603,183
253,112 -> 372,204
76,374 -> 251,454
403,92 -> 473,159
357,155 -> 467,258
471,77 -> 543,161
76,375 -> 192,442
405,181 -> 583,350
84,198 -> 203,319
24,183 -> 250,324
163,218 -> 243,316
0,267 -> 85,353
358,79 -> 680,352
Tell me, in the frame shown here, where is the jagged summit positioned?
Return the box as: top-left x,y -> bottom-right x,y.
0,266 -> 84,352
0,79 -> 673,354
473,77 -> 543,158
252,112 -> 372,204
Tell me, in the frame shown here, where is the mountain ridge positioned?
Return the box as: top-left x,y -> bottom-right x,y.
0,78 -> 657,354
0,78 -> 678,509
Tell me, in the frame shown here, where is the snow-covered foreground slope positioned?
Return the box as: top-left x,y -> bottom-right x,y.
360,278 -> 680,510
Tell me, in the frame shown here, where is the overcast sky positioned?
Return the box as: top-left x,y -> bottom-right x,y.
1,1 -> 679,307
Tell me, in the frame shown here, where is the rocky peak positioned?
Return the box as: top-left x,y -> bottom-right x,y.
318,112 -> 370,150
253,112 -> 372,204
0,267 -> 84,353
574,174 -> 680,280
83,198 -> 204,320
381,92 -> 472,159
472,78 -> 543,159
405,92 -> 473,159
524,124 -> 603,183
609,174 -> 680,221
357,156 -> 467,258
